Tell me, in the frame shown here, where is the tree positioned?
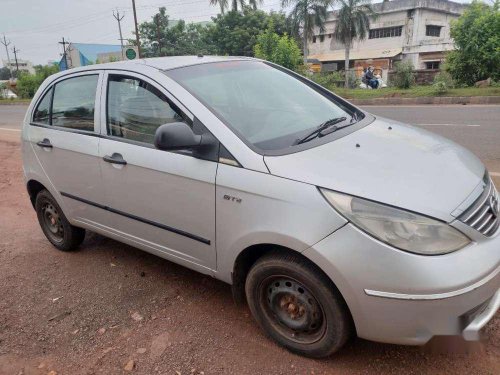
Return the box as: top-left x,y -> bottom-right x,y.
272,34 -> 302,70
254,22 -> 302,70
15,64 -> 59,99
254,21 -> 280,59
133,7 -> 289,58
446,0 -> 500,85
134,8 -> 216,57
282,0 -> 332,63
0,66 -> 13,80
248,0 -> 264,10
210,0 -> 228,14
136,7 -> 170,56
163,21 -> 217,56
334,0 -> 375,87
209,9 -> 287,56
391,61 -> 415,89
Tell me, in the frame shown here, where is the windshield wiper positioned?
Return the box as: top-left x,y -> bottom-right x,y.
295,116 -> 347,145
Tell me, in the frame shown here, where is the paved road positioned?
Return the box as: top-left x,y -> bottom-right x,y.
0,105 -> 27,143
1,103 -> 500,174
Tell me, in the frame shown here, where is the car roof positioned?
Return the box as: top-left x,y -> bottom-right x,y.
55,55 -> 256,76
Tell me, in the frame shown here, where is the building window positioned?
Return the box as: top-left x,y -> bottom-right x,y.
426,25 -> 441,37
319,35 -> 325,42
369,26 -> 403,39
328,33 -> 332,38
312,36 -> 317,43
425,61 -> 440,70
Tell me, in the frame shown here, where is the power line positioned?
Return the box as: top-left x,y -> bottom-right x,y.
3,11 -> 110,35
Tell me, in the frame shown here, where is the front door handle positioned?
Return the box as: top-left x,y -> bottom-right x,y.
36,138 -> 53,148
103,153 -> 127,165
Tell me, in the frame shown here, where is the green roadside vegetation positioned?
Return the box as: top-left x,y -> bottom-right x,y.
0,98 -> 31,104
329,86 -> 500,100
1,86 -> 499,105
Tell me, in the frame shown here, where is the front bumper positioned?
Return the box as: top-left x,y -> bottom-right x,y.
304,223 -> 500,345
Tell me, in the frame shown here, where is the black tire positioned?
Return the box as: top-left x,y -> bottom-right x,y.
35,189 -> 85,251
245,251 -> 352,358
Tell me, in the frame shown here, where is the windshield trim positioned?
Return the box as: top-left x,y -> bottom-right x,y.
163,60 -> 375,156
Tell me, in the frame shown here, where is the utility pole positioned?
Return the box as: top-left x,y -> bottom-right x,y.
0,35 -> 13,78
12,46 -> 20,74
131,0 -> 141,58
59,37 -> 69,69
113,9 -> 125,60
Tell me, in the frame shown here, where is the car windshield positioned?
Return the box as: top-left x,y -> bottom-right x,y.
164,61 -> 354,151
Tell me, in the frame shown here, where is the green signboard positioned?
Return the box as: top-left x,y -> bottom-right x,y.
125,48 -> 137,60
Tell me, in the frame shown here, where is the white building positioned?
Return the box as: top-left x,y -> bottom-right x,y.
2,59 -> 35,75
308,0 -> 467,81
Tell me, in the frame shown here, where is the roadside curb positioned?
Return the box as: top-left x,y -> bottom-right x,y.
349,96 -> 500,106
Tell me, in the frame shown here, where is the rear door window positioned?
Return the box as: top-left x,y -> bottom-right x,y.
51,75 -> 98,131
33,87 -> 52,124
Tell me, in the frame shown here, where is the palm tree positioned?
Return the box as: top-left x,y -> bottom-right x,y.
210,0 -> 228,14
282,0 -> 333,63
248,0 -> 264,10
210,0 -> 262,12
334,0 -> 375,87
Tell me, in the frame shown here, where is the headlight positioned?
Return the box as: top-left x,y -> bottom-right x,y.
320,188 -> 470,255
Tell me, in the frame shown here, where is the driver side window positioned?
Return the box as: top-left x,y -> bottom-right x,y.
107,75 -> 189,144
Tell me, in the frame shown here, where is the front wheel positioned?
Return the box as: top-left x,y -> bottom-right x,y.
245,252 -> 352,358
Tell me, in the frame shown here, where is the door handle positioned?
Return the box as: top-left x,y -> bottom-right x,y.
103,153 -> 127,165
36,138 -> 53,148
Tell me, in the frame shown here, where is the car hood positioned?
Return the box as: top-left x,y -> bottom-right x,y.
264,117 -> 485,222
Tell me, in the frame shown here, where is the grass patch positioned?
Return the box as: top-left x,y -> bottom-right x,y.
328,86 -> 500,100
0,98 -> 31,104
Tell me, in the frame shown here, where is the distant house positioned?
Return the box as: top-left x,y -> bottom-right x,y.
59,43 -> 138,70
2,59 -> 35,75
308,0 -> 467,82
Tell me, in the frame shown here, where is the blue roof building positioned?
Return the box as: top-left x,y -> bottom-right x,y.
59,43 -> 123,70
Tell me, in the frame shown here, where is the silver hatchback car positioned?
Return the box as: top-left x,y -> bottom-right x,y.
22,56 -> 499,358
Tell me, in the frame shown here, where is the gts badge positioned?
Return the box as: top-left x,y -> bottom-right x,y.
223,194 -> 242,204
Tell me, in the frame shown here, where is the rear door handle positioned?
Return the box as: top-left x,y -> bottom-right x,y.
103,153 -> 127,165
36,138 -> 53,148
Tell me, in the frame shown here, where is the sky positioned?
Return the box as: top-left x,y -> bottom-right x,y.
0,0 -> 471,66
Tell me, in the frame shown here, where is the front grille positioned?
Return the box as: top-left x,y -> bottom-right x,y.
459,176 -> 499,236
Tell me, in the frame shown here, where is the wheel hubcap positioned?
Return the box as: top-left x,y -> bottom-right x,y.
263,277 -> 325,344
42,203 -> 64,241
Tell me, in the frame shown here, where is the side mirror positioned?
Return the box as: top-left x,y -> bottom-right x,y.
154,122 -> 202,151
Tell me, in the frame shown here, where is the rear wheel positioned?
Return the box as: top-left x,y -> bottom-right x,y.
245,252 -> 352,358
35,190 -> 85,251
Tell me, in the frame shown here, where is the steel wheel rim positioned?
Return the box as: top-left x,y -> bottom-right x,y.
259,275 -> 327,345
41,202 -> 64,243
